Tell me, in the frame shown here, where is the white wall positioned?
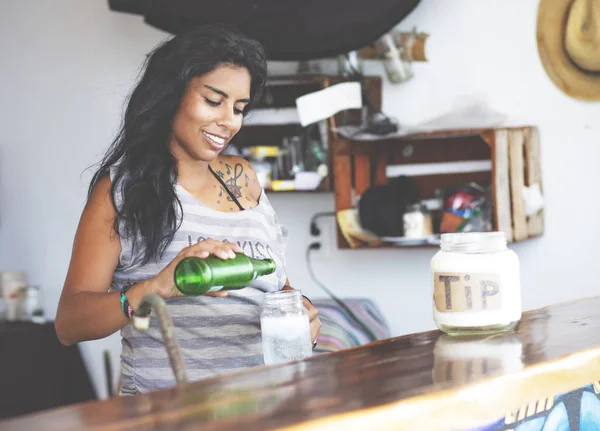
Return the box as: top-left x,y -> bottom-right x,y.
1,0 -> 599,399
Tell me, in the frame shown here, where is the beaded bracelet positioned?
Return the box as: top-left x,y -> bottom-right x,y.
120,283 -> 135,320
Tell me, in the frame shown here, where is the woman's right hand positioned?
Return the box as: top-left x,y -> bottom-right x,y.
149,238 -> 244,299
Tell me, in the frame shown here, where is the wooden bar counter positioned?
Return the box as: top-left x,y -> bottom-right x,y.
3,297 -> 600,431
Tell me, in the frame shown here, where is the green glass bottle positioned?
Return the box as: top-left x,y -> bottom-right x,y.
174,253 -> 276,295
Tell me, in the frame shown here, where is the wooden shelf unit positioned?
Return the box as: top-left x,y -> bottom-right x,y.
232,74 -> 382,192
332,127 -> 544,249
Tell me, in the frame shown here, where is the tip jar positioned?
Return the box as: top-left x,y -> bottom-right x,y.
430,232 -> 522,336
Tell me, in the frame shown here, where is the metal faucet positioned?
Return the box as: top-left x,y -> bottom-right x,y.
132,293 -> 188,385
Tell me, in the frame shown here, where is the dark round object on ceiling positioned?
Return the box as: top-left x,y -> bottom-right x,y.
108,0 -> 421,61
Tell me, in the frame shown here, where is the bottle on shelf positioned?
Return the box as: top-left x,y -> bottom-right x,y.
174,253 -> 276,295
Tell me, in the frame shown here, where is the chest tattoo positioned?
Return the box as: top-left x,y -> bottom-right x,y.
215,162 -> 252,202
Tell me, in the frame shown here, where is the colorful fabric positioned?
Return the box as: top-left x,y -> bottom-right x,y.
311,298 -> 391,353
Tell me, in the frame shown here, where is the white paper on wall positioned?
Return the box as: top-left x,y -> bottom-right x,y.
295,82 -> 363,127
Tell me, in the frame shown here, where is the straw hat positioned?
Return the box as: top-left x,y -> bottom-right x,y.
537,0 -> 600,101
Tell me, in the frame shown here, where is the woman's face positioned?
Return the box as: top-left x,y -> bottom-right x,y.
170,64 -> 251,163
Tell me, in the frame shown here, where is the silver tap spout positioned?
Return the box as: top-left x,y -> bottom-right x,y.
132,293 -> 188,385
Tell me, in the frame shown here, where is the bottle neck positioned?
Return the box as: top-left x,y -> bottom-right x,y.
252,257 -> 276,276
440,232 -> 507,254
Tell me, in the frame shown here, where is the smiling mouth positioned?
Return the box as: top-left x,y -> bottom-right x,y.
202,131 -> 227,149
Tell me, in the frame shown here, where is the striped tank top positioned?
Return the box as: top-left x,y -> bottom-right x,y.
109,167 -> 288,394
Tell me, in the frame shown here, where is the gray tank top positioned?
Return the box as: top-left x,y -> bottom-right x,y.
109,167 -> 288,394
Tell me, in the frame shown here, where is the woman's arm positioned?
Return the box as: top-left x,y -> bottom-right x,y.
55,175 -> 244,345
55,175 -> 154,345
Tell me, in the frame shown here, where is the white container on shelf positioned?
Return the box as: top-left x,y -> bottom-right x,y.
0,272 -> 28,321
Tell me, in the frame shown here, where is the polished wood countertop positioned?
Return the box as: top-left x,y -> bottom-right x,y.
3,297 -> 600,431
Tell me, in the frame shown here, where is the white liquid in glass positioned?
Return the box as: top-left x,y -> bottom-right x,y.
261,315 -> 312,365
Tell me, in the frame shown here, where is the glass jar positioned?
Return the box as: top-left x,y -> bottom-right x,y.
422,198 -> 443,233
0,271 -> 28,321
374,34 -> 414,84
260,290 -> 312,365
16,285 -> 45,323
430,232 -> 521,336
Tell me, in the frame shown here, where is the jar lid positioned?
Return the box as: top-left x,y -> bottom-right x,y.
264,290 -> 302,306
405,203 -> 425,212
441,232 -> 507,253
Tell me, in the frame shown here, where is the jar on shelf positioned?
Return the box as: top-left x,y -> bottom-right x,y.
403,203 -> 433,238
0,272 -> 28,322
260,290 -> 312,365
421,198 -> 443,233
374,33 -> 414,84
430,232 -> 521,336
16,285 -> 45,324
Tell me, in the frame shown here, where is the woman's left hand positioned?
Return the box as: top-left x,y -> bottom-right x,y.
302,296 -> 321,348
283,283 -> 321,348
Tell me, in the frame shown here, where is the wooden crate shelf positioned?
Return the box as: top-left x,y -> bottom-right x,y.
332,126 -> 544,249
231,75 -> 382,193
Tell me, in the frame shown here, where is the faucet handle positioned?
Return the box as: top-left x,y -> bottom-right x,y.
132,293 -> 188,385
133,314 -> 150,330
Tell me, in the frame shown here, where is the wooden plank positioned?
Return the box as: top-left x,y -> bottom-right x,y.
524,127 -> 544,237
354,155 -> 371,197
364,76 -> 382,112
374,148 -> 390,185
479,130 -> 495,148
333,154 -> 352,210
341,126 -> 544,146
324,123 -> 337,191
492,129 -> 514,242
333,154 -> 353,248
389,135 -> 491,165
509,129 -> 528,242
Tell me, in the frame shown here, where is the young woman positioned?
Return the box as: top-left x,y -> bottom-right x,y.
55,25 -> 320,394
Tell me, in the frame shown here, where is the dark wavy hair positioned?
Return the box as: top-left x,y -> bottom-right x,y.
88,25 -> 268,265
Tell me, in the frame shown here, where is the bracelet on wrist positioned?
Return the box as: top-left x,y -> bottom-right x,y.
120,283 -> 135,320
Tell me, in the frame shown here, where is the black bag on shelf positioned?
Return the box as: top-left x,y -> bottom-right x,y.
358,175 -> 419,237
